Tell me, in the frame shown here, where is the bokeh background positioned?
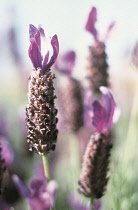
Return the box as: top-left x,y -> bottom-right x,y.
0,0 -> 138,209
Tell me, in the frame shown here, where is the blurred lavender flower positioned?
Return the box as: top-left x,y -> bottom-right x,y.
79,87 -> 119,199
0,203 -> 11,210
0,145 -> 6,195
55,50 -> 76,75
13,175 -> 58,210
55,50 -> 84,132
26,24 -> 59,155
0,137 -> 14,167
0,108 -> 9,138
85,7 -> 115,94
68,194 -> 102,210
132,41 -> 138,68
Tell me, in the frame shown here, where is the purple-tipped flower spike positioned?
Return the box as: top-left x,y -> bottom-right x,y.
92,87 -> 118,134
85,7 -> 98,41
55,50 -> 76,75
12,175 -> 58,210
26,25 -> 59,155
85,8 -> 115,93
79,87 -> 119,199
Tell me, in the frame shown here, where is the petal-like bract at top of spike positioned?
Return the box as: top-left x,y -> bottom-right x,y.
28,25 -> 59,73
92,87 -> 118,133
85,7 -> 98,40
43,35 -> 59,72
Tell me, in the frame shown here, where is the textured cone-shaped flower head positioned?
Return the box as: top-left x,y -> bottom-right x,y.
55,49 -> 83,132
57,75 -> 84,132
86,41 -> 109,94
26,25 -> 59,155
79,133 -> 112,199
79,87 -> 119,199
13,175 -> 58,210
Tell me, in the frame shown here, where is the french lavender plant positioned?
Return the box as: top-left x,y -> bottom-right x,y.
79,87 -> 119,209
13,175 -> 58,210
85,7 -> 115,94
56,50 -> 84,133
26,25 -> 59,155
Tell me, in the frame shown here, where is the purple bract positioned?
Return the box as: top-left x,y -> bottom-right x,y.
29,24 -> 59,73
92,87 -> 119,133
85,7 -> 98,40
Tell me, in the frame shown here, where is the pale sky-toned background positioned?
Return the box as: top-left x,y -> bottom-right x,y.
0,0 -> 138,83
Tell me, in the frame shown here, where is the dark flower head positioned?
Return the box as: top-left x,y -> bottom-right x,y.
92,87 -> 119,134
55,50 -> 76,75
13,175 -> 58,210
29,24 -> 59,73
79,133 -> 112,199
85,7 -> 98,40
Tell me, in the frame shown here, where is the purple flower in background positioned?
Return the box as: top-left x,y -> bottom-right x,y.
0,137 -> 14,167
92,87 -> 119,134
85,7 -> 98,40
13,175 -> 58,210
85,7 -> 115,42
29,24 -> 59,73
68,194 -> 101,210
55,50 -> 76,75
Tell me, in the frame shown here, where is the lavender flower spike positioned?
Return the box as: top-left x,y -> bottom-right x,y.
79,87 -> 119,199
92,87 -> 119,134
26,25 -> 59,155
13,175 -> 58,210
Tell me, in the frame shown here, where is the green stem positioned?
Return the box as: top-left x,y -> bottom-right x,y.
42,155 -> 50,180
91,197 -> 95,210
69,132 -> 80,192
123,80 -> 138,167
